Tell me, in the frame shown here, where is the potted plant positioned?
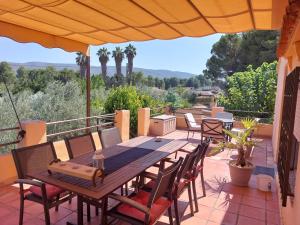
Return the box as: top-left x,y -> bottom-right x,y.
211,118 -> 257,186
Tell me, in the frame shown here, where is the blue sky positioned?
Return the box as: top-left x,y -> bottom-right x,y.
0,34 -> 221,75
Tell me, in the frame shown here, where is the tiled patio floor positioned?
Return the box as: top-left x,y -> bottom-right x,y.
0,130 -> 281,225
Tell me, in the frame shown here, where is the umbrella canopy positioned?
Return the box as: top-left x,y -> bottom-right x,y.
0,0 -> 287,54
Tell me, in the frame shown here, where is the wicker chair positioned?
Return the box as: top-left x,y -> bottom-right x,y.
107,157 -> 183,225
184,113 -> 201,140
98,127 -> 122,149
201,119 -> 225,143
64,132 -> 96,159
12,142 -> 71,225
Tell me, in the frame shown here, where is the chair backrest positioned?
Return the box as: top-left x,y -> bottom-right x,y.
147,157 -> 183,208
12,142 -> 57,179
193,140 -> 210,170
201,119 -> 224,140
65,133 -> 96,159
98,127 -> 122,149
184,113 -> 197,128
215,112 -> 233,120
176,147 -> 198,182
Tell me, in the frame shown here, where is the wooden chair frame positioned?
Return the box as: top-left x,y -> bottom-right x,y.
12,142 -> 72,225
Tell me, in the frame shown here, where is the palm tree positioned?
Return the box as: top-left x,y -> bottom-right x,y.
96,47 -> 110,86
124,44 -> 137,84
75,52 -> 87,78
112,47 -> 124,83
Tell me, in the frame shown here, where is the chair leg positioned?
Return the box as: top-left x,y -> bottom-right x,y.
95,206 -> 99,216
200,170 -> 206,197
68,192 -> 72,204
55,194 -> 60,211
120,186 -> 124,196
187,184 -> 194,216
19,195 -> 24,225
191,180 -> 199,213
187,130 -> 189,140
43,204 -> 51,225
87,203 -> 91,222
125,183 -> 129,196
174,198 -> 180,225
168,206 -> 173,225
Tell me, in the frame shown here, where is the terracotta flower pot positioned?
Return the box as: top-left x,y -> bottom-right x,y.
229,160 -> 254,186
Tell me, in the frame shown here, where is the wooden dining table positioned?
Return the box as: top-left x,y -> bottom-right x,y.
28,136 -> 188,225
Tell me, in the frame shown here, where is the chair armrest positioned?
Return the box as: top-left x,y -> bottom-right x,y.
177,149 -> 191,153
16,179 -> 44,187
108,193 -> 150,214
141,171 -> 158,180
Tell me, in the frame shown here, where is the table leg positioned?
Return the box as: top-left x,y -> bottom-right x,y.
101,196 -> 108,225
77,195 -> 84,225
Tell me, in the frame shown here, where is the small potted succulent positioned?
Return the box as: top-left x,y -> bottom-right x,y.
211,118 -> 257,186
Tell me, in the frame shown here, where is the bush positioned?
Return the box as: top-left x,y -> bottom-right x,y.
104,86 -> 142,136
217,61 -> 277,118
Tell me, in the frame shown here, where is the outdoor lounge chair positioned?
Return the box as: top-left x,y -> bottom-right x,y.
184,113 -> 201,140
107,157 -> 183,225
12,142 -> 72,225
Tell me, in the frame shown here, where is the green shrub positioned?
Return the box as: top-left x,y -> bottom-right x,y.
104,86 -> 142,136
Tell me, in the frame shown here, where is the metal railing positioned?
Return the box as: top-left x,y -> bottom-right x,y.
172,107 -> 273,123
0,126 -> 21,148
46,113 -> 115,141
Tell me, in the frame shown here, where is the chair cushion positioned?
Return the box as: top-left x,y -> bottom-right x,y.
116,190 -> 171,224
29,184 -> 65,200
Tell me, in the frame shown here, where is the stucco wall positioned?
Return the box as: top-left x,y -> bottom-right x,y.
274,32 -> 300,225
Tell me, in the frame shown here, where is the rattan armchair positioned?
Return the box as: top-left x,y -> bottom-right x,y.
12,142 -> 72,225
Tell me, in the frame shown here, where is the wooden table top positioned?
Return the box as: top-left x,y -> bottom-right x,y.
202,116 -> 234,123
29,136 -> 187,200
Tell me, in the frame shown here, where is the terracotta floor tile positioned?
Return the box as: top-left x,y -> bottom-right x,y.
208,209 -> 238,225
38,206 -> 73,223
215,198 -> 240,214
266,200 -> 280,212
241,196 -> 266,209
239,205 -> 265,221
197,196 -> 217,207
193,205 -> 213,220
237,216 -> 265,225
266,210 -> 281,224
180,216 -> 207,225
218,191 -> 242,203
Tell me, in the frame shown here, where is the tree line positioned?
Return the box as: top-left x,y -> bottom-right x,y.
203,30 -> 279,85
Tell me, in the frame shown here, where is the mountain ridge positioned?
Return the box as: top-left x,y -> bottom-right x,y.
8,62 -> 195,79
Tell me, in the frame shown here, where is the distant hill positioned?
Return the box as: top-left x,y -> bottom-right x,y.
8,62 -> 195,79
